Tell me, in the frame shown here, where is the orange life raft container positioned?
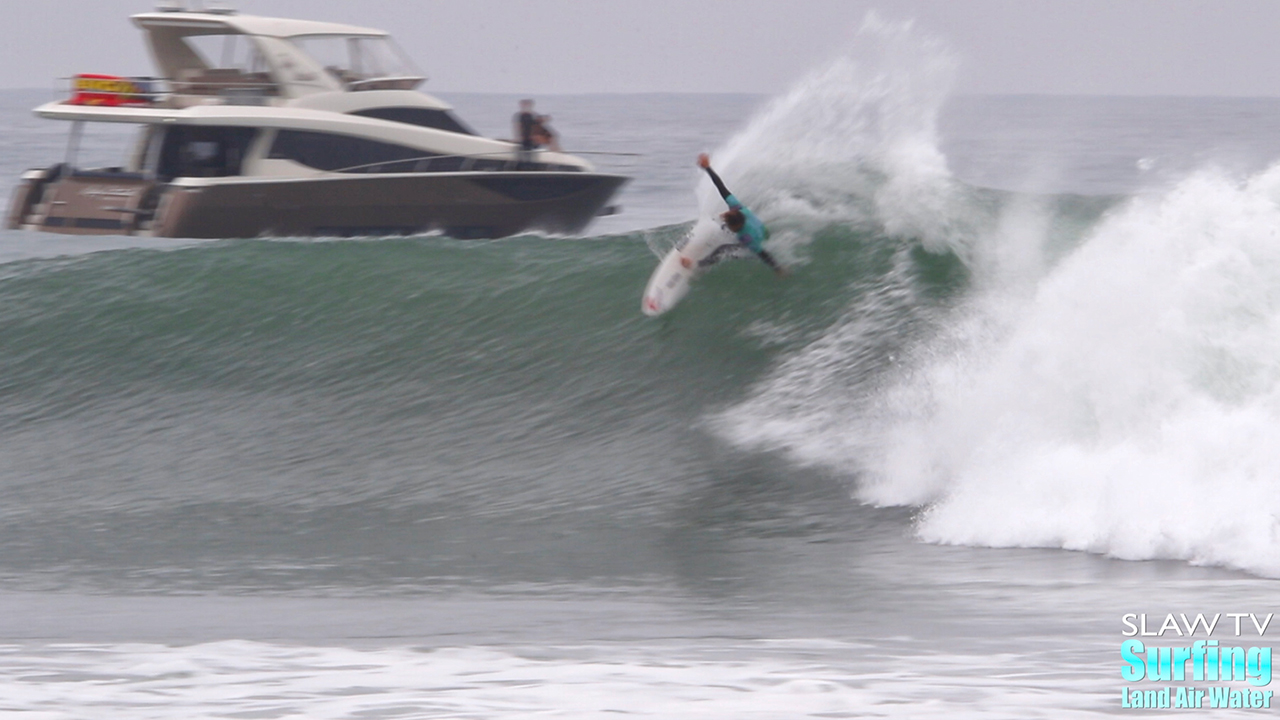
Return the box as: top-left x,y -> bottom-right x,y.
69,74 -> 153,106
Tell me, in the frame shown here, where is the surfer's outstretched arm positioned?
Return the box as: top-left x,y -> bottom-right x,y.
697,153 -> 732,202
704,166 -> 732,201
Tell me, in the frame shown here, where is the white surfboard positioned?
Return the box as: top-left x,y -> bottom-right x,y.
641,220 -> 736,316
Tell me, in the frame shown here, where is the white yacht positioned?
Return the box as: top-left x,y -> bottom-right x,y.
6,4 -> 628,239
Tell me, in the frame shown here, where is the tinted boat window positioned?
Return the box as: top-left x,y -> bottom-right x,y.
269,130 -> 438,173
157,126 -> 257,180
350,107 -> 476,136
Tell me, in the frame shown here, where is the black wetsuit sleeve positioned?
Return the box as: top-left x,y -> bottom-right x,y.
703,166 -> 732,200
756,249 -> 782,272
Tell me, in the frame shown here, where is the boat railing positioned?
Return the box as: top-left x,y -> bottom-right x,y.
344,76 -> 425,92
60,72 -> 279,108
330,150 -> 583,175
170,68 -> 279,100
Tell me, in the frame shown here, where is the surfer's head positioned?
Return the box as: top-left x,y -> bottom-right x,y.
721,209 -> 745,232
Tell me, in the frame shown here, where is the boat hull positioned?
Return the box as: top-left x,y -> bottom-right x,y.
9,170 -> 627,239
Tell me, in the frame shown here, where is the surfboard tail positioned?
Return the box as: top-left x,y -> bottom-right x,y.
639,221 -> 724,317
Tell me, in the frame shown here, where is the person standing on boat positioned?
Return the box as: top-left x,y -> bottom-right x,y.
697,153 -> 786,276
514,99 -> 540,152
514,99 -> 562,154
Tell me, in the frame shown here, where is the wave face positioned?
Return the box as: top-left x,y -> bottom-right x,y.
3,18 -> 1278,593
0,228 -> 920,592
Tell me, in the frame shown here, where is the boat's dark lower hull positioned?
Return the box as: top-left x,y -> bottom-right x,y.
8,169 -> 628,239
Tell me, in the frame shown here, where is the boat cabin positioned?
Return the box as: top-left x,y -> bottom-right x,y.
133,7 -> 425,105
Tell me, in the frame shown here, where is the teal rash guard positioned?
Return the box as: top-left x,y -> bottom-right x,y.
724,194 -> 769,253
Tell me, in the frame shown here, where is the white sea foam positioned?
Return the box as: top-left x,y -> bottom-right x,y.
723,163 -> 1280,577
694,14 -> 966,260
0,638 -> 1113,719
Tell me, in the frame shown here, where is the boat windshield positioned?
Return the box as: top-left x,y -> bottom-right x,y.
176,33 -> 276,97
182,33 -> 272,75
290,35 -> 423,89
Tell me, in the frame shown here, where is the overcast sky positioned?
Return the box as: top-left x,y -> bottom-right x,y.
3,0 -> 1280,96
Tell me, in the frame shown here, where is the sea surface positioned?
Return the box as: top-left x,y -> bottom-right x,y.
3,22 -> 1280,719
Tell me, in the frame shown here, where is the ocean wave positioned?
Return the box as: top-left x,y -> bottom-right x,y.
722,162 -> 1280,577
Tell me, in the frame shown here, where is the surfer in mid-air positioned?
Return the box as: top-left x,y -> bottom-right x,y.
697,153 -> 787,276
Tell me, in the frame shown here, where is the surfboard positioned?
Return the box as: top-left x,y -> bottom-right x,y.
641,220 -> 736,316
